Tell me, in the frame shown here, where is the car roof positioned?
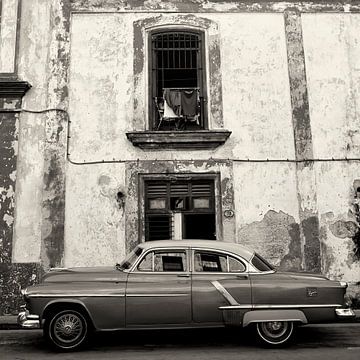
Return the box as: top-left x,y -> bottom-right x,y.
137,240 -> 255,261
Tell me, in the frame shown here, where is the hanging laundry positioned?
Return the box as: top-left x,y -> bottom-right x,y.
164,88 -> 181,116
181,89 -> 197,117
163,98 -> 178,118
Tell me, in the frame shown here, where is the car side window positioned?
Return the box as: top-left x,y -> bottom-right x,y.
137,251 -> 187,272
194,251 -> 246,273
137,252 -> 153,271
228,256 -> 246,272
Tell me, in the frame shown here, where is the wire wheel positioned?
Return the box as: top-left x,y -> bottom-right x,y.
47,310 -> 88,351
256,321 -> 294,346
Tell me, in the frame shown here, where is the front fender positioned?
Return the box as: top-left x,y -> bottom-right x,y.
242,309 -> 308,327
42,299 -> 94,326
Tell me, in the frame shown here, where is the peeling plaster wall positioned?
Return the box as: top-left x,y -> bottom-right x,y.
69,12 -> 294,161
0,0 -> 19,73
64,164 -> 126,267
234,163 -> 301,269
12,0 -> 51,263
303,14 -> 360,159
303,13 -> 360,301
219,13 -> 294,159
315,162 -> 360,282
68,13 -> 138,162
12,113 -> 45,262
67,12 -> 294,266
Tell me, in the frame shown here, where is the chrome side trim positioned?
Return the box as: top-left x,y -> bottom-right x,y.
211,280 -> 239,306
219,305 -> 252,310
219,303 -> 343,310
254,304 -> 342,309
27,293 -> 125,298
128,294 -> 188,297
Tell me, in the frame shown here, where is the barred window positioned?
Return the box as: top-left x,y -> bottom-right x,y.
150,30 -> 207,131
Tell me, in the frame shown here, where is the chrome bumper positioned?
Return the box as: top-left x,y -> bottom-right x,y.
17,307 -> 40,329
335,308 -> 356,318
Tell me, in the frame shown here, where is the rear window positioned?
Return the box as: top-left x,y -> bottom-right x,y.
251,253 -> 274,272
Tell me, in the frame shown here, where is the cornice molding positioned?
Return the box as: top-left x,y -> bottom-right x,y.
126,130 -> 231,150
0,80 -> 32,97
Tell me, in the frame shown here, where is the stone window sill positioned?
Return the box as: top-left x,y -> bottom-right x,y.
126,130 -> 231,150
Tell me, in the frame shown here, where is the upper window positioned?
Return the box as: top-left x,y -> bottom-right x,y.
149,30 -> 207,131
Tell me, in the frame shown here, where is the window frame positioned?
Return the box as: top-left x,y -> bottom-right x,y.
144,179 -> 216,241
148,28 -> 208,131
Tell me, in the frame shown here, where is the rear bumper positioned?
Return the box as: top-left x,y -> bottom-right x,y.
17,307 -> 40,329
335,308 -> 356,319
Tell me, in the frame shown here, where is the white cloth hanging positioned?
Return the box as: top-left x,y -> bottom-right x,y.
163,98 -> 178,118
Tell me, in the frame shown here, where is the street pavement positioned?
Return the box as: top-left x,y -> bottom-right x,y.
1,323 -> 360,360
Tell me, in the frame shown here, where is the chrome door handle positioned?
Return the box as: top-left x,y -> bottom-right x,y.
236,274 -> 248,280
177,274 -> 190,278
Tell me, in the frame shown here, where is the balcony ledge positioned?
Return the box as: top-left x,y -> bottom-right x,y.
126,130 -> 231,150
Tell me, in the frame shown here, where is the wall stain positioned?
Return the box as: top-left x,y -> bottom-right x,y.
238,210 -> 302,270
71,0 -> 360,13
302,215 -> 321,272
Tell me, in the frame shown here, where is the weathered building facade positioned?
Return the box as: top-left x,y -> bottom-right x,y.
1,0 -> 360,314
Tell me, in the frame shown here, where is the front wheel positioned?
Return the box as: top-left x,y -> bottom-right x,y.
44,309 -> 89,351
255,321 -> 294,346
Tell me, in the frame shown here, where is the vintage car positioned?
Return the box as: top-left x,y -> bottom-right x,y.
18,240 -> 355,351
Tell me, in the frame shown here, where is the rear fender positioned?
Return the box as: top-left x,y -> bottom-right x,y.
242,309 -> 308,327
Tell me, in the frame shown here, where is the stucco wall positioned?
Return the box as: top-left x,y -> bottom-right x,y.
234,163 -> 300,269
66,12 -> 296,266
303,13 -> 360,284
219,13 -> 294,159
64,164 -> 126,267
12,0 -> 51,263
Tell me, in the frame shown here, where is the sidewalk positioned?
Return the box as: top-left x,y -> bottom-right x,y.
1,310 -> 360,330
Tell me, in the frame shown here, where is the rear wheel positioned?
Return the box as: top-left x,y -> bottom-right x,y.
44,309 -> 89,351
255,321 -> 294,346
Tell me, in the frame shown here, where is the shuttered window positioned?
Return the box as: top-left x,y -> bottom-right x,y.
145,179 -> 215,241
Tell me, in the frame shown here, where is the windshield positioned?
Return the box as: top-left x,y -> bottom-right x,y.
117,246 -> 143,270
251,253 -> 275,272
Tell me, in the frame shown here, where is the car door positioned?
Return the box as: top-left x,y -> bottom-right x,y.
191,248 -> 252,324
125,248 -> 192,327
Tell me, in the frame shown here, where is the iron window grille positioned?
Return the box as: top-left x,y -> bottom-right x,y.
150,30 -> 207,131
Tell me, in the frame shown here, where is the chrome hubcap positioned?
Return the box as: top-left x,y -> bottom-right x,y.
261,321 -> 288,339
53,313 -> 83,343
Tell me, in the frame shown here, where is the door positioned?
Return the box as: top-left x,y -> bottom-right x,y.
126,249 -> 192,327
191,249 -> 252,324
